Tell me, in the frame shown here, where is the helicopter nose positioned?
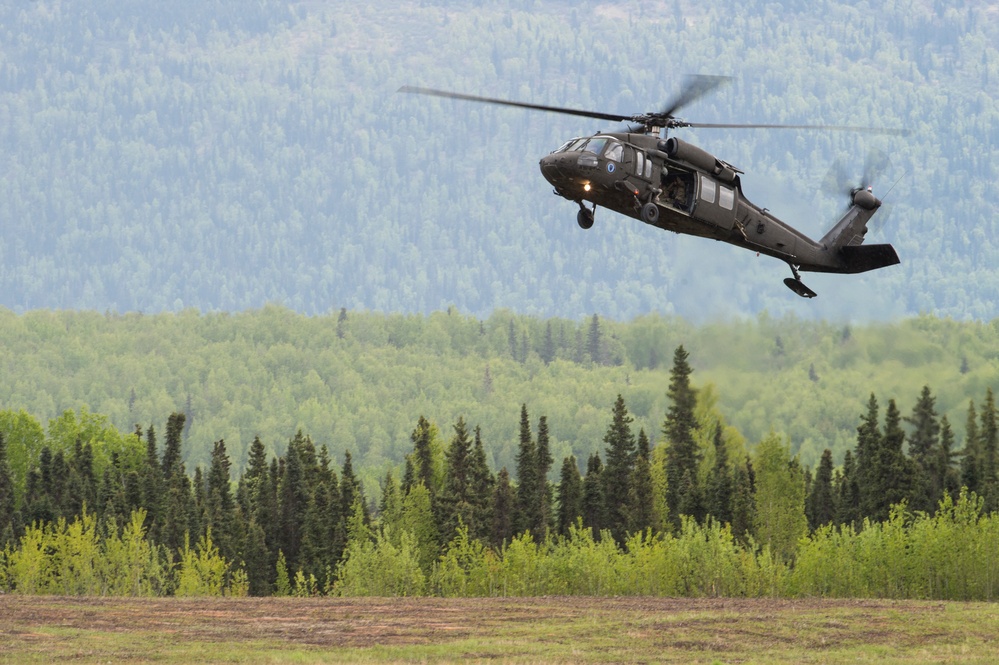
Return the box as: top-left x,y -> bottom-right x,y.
539,153 -> 565,187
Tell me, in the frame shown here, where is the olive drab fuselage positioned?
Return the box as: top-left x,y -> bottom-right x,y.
538,131 -> 895,281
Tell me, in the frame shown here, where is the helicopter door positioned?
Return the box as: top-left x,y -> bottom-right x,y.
693,174 -> 736,230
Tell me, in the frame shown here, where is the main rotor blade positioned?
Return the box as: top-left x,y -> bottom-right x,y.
398,86 -> 631,123
687,121 -> 910,136
660,75 -> 732,118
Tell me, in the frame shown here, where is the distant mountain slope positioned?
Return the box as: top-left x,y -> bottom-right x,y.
1,1 -> 996,319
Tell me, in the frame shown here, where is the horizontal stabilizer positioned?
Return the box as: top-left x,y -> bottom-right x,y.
839,244 -> 900,274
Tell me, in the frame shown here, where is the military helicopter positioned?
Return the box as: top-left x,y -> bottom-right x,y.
401,77 -> 907,298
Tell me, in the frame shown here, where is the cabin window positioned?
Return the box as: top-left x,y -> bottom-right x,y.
645,158 -> 654,180
605,142 -> 624,162
634,150 -> 645,176
699,175 -> 716,204
718,185 -> 735,210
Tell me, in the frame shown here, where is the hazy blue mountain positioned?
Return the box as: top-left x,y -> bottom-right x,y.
1,1 -> 996,320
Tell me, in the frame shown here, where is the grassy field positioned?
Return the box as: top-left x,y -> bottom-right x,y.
0,595 -> 997,663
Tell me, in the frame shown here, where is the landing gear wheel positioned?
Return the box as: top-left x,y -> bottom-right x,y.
577,208 -> 594,230
641,201 -> 660,224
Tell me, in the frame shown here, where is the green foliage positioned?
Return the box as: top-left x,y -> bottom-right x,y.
333,527 -> 426,597
175,529 -> 230,596
752,433 -> 807,561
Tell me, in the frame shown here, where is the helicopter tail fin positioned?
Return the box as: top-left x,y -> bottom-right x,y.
819,200 -> 878,249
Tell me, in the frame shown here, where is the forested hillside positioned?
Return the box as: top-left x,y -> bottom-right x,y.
2,306 -> 997,490
1,0 -> 997,320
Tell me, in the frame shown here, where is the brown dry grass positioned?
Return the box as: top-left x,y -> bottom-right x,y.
1,595 -> 996,663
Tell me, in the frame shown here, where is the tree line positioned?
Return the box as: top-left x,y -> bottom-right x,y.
1,345 -> 997,598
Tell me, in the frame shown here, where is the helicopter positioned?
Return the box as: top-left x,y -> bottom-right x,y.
401,77 -> 908,298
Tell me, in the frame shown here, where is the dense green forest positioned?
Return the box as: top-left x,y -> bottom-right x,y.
2,307 -> 999,488
1,0 -> 997,320
1,350 -> 997,600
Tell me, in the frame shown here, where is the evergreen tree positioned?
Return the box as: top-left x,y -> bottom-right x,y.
834,449 -> 861,528
468,426 -> 494,542
806,449 -> 836,529
278,435 -> 309,571
905,385 -> 941,513
513,404 -> 543,536
160,413 -> 193,555
580,453 -> 605,537
437,417 -> 476,544
141,424 -> 163,539
587,314 -> 602,364
961,400 -> 981,493
730,456 -> 755,542
556,455 -> 582,537
0,432 -> 15,546
704,424 -> 733,525
602,395 -> 636,543
65,439 -> 96,518
536,415 -> 554,534
979,388 -> 998,510
541,321 -> 555,365
937,415 -> 961,501
205,438 -> 236,562
626,429 -> 655,535
865,398 -> 914,521
299,480 -> 334,587
489,467 -> 515,548
855,394 -> 882,519
663,345 -> 699,528
410,416 -> 436,495
161,413 -> 186,482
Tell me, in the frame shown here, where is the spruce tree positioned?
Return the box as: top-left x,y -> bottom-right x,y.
0,432 -> 15,546
278,436 -> 309,570
587,314 -> 602,364
979,388 -> 998,510
556,455 -> 582,537
536,415 -> 554,534
867,398 -> 914,521
627,429 -> 655,535
905,385 -> 941,513
437,417 -> 475,544
410,416 -> 436,495
602,395 -> 636,543
704,424 -> 733,525
468,426 -> 495,542
161,412 -> 186,482
141,424 -> 163,539
663,345 -> 699,528
835,450 -> 861,527
937,415 -> 961,502
580,453 -> 605,537
855,394 -> 882,520
961,400 -> 981,493
513,404 -> 542,536
730,456 -> 755,542
806,449 -> 836,529
206,438 -> 236,562
489,467 -> 515,548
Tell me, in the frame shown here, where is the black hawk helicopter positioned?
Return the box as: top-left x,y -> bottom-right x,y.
401,77 -> 907,298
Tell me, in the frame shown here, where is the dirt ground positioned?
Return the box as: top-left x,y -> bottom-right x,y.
0,595 -> 994,663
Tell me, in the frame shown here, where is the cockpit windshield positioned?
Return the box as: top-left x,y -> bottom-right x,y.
581,137 -> 608,155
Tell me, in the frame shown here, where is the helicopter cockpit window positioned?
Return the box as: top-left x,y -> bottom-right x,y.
582,137 -> 608,155
699,175 -> 716,204
605,142 -> 624,162
635,151 -> 645,176
563,138 -> 587,152
554,139 -> 577,153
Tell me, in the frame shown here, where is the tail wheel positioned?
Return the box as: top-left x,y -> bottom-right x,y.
577,208 -> 594,229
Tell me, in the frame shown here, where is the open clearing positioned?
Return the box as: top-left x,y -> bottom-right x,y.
1,595 -> 997,663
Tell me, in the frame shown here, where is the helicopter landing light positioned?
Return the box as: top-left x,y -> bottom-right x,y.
583,183 -> 591,192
